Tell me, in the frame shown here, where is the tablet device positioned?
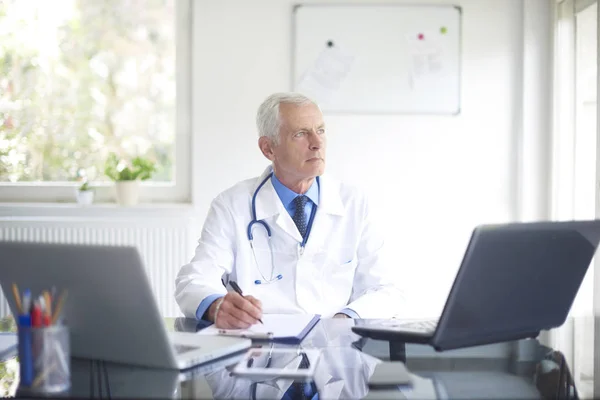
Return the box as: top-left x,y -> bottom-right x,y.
231,348 -> 322,380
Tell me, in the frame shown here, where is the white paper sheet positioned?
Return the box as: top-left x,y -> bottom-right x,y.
295,46 -> 355,102
197,314 -> 318,340
406,33 -> 444,90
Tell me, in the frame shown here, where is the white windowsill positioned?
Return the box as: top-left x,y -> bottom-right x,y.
0,202 -> 198,220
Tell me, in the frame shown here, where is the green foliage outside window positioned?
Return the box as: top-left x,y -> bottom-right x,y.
104,153 -> 156,181
0,0 -> 175,183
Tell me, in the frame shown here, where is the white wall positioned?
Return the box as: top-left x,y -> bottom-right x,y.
191,0 -> 550,317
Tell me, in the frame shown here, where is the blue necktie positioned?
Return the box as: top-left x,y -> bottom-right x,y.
292,195 -> 308,238
282,352 -> 318,400
282,382 -> 318,400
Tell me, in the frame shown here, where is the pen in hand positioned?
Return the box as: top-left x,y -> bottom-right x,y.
229,281 -> 264,324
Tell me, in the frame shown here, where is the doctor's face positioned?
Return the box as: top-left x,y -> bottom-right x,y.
268,102 -> 327,184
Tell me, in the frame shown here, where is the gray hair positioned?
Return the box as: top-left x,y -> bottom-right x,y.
256,92 -> 317,144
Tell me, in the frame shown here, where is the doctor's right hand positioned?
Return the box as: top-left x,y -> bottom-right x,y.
209,292 -> 263,329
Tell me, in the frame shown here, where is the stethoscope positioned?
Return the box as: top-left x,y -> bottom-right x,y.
248,172 -> 318,285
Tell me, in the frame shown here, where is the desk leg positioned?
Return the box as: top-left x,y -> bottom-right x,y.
389,341 -> 407,362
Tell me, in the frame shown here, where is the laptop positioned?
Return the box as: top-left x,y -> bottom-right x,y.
352,219 -> 600,351
66,351 -> 247,398
0,242 -> 251,370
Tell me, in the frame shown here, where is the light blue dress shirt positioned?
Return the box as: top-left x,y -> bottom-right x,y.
195,174 -> 359,320
270,173 -> 319,226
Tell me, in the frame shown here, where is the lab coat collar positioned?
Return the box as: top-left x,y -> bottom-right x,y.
253,166 -> 285,222
253,165 -> 345,222
317,172 -> 345,217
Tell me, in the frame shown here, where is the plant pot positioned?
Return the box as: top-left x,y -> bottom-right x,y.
115,180 -> 140,206
75,189 -> 94,205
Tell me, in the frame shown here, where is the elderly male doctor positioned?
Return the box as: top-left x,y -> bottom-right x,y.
175,92 -> 402,328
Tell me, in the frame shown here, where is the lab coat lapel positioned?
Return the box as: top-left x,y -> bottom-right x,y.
253,166 -> 278,221
254,166 -> 303,243
314,368 -> 333,393
321,379 -> 345,399
275,213 -> 303,243
275,354 -> 303,393
304,175 -> 346,252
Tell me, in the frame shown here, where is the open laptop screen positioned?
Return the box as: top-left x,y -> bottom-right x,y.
433,220 -> 600,350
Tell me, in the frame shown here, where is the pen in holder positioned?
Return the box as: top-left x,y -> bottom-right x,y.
14,286 -> 71,395
18,324 -> 71,394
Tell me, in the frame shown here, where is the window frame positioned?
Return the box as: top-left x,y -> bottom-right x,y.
553,0 -> 600,397
0,0 -> 192,204
594,1 -> 600,396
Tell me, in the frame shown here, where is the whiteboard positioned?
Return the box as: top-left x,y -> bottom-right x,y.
292,4 -> 462,114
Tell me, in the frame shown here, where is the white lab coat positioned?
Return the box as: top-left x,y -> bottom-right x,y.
175,166 -> 403,319
205,346 -> 381,400
204,319 -> 382,400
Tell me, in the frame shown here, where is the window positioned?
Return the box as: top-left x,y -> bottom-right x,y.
554,0 -> 597,397
0,0 -> 190,203
572,1 -> 597,396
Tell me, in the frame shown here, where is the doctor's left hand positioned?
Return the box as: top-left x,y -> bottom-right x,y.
209,292 -> 263,329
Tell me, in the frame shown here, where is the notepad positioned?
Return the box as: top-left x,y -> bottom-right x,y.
197,314 -> 320,344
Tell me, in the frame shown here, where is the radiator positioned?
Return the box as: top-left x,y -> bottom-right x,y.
0,217 -> 198,319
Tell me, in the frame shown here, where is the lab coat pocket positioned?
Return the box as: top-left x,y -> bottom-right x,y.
321,250 -> 358,304
312,247 -> 355,276
325,255 -> 357,279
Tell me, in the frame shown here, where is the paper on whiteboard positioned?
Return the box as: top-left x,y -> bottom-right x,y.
406,34 -> 444,89
295,46 -> 355,101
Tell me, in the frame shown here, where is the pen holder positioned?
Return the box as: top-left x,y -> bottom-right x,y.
17,325 -> 71,394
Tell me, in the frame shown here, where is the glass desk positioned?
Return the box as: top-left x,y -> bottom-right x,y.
0,317 -> 578,399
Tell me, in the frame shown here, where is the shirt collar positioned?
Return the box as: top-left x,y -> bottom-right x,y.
271,173 -> 320,208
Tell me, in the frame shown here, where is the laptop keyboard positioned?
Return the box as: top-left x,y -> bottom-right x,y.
364,318 -> 438,333
395,319 -> 438,332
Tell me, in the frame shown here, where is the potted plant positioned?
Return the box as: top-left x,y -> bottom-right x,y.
75,180 -> 94,205
104,153 -> 156,206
